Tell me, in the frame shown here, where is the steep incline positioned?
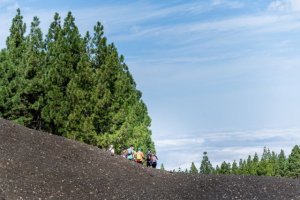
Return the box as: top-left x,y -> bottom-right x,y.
0,118 -> 299,200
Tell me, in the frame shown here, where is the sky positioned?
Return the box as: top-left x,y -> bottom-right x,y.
1,0 -> 300,170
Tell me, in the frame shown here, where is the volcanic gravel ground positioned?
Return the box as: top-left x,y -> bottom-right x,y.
0,118 -> 299,199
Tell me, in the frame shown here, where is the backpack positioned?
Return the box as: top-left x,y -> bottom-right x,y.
147,153 -> 152,161
136,152 -> 143,161
127,148 -> 132,155
151,155 -> 157,163
127,148 -> 133,160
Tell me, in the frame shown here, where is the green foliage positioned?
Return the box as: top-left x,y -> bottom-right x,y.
1,8 -> 27,123
215,165 -> 220,174
219,161 -> 231,174
189,162 -> 198,174
277,150 -> 287,177
0,10 -> 155,154
257,147 -> 277,176
231,160 -> 238,175
200,152 -> 214,174
287,145 -> 300,178
160,163 -> 165,171
194,146 -> 299,178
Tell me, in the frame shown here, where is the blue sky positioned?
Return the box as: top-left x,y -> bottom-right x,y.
1,0 -> 300,170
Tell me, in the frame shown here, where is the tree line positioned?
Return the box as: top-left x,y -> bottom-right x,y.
0,9 -> 155,153
178,145 -> 300,178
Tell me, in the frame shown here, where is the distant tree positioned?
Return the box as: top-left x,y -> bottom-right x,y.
252,153 -> 259,175
257,147 -> 269,176
287,145 -> 300,178
245,155 -> 253,175
215,165 -> 220,174
200,152 -> 213,174
237,159 -> 247,175
257,147 -> 277,176
231,160 -> 238,175
219,161 -> 231,174
178,167 -> 182,173
190,162 -> 198,174
160,163 -> 165,171
269,151 -> 278,176
277,149 -> 287,177
193,146 -> 300,178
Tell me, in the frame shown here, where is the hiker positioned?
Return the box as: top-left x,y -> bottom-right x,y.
135,147 -> 144,164
151,152 -> 158,168
127,145 -> 135,161
121,147 -> 128,158
107,144 -> 115,156
146,150 -> 152,167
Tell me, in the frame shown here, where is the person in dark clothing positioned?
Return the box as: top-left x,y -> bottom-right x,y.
151,153 -> 158,168
146,150 -> 152,167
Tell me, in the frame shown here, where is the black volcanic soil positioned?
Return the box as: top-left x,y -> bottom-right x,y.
0,118 -> 299,200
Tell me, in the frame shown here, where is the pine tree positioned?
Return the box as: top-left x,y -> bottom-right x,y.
1,10 -> 156,155
252,152 -> 259,175
215,165 -> 220,174
200,152 -> 213,174
238,159 -> 247,175
42,12 -> 64,134
231,160 -> 238,175
268,151 -> 278,176
0,9 -> 26,122
220,161 -> 231,174
287,145 -> 300,178
190,162 -> 198,174
64,40 -> 97,144
91,24 -> 154,151
6,8 -> 26,64
178,167 -> 182,173
160,163 -> 165,171
0,49 -> 8,116
246,155 -> 253,175
257,147 -> 269,176
257,147 -> 277,176
277,149 -> 287,177
91,21 -> 107,69
43,12 -> 83,136
21,16 -> 45,129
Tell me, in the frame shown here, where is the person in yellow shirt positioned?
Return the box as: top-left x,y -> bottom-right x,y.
135,147 -> 144,164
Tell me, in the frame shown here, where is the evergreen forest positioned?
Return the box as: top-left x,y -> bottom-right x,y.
182,146 -> 300,178
0,9 -> 155,153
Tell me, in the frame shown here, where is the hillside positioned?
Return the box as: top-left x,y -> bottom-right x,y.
0,118 -> 299,200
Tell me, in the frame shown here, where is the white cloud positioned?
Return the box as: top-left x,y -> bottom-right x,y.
156,137 -> 204,147
268,0 -> 300,12
156,129 -> 300,170
113,12 -> 300,43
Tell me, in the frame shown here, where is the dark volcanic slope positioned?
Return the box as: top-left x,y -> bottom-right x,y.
0,119 -> 299,200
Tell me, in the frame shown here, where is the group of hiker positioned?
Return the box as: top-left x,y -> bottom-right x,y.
107,144 -> 158,168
